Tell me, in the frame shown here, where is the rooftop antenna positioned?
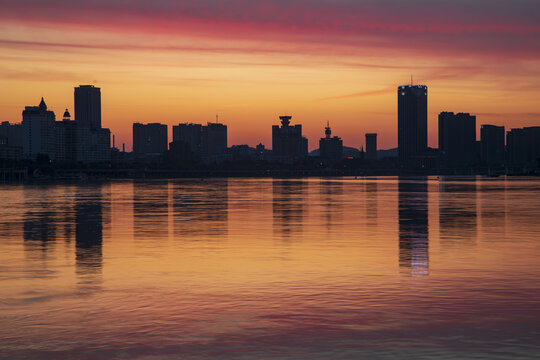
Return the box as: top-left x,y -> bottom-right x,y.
411,75 -> 413,85
216,114 -> 218,123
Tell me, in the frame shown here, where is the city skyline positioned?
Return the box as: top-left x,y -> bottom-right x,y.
1,1 -> 539,150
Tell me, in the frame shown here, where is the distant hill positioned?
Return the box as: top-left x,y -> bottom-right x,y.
309,147 -> 397,159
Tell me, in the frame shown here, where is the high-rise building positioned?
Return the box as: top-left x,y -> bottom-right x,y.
22,98 -> 56,160
171,122 -> 228,162
319,122 -> 343,163
480,125 -> 505,166
172,123 -> 203,157
438,112 -> 477,168
398,84 -> 427,166
507,127 -> 540,172
0,121 -> 23,160
55,109 -> 77,162
272,115 -> 308,162
133,123 -> 168,155
365,133 -> 377,161
201,122 -> 227,159
73,85 -> 110,163
74,85 -> 101,129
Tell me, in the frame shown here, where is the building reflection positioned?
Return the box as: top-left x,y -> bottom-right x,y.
319,179 -> 343,231
172,179 -> 228,238
365,181 -> 378,228
398,178 -> 429,276
23,186 -> 59,258
478,179 -> 507,238
438,179 -> 478,246
133,180 -> 170,240
273,179 -> 307,240
75,183 -> 109,289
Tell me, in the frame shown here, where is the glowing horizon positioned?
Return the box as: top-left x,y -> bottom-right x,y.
1,0 -> 539,151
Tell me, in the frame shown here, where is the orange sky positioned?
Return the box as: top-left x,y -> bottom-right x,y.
0,1 -> 539,150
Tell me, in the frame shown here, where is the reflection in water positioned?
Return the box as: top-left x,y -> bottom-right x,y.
273,179 -> 307,239
173,179 -> 228,238
478,180 -> 507,238
439,179 -> 478,246
398,178 -> 429,276
75,184 -> 109,289
23,188 -> 59,258
319,179 -> 343,231
133,181 -> 170,240
365,181 -> 378,227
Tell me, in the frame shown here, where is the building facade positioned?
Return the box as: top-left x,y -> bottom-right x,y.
22,98 -> 56,160
480,125 -> 505,166
319,122 -> 343,163
74,85 -> 101,129
365,133 -> 377,161
133,123 -> 168,156
438,112 -> 477,168
398,85 -> 428,166
272,115 -> 308,162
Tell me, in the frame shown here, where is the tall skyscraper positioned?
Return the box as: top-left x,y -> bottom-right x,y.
73,85 -> 110,163
272,115 -> 308,162
480,125 -> 505,166
22,97 -> 56,160
438,112 -> 477,168
398,84 -> 427,166
319,122 -> 343,163
133,123 -> 168,155
365,133 -> 377,161
74,85 -> 101,129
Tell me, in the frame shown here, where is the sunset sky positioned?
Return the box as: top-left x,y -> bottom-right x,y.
0,0 -> 539,150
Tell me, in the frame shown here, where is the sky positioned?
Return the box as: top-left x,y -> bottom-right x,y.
0,0 -> 539,150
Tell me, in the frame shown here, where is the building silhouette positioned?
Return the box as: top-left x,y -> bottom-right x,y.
365,133 -> 377,161
74,85 -> 101,129
171,122 -> 227,163
133,123 -> 168,157
54,109 -> 77,162
74,85 -> 111,163
398,84 -> 428,167
319,122 -> 343,163
438,112 -> 477,169
201,122 -> 227,162
480,125 -> 505,167
506,127 -> 540,172
22,98 -> 56,160
272,115 -> 308,162
0,121 -> 23,160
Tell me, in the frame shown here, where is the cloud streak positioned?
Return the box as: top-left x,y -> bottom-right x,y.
0,0 -> 539,59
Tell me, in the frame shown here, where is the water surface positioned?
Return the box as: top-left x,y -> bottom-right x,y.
1,177 -> 539,359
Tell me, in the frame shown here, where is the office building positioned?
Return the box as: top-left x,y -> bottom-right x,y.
171,121 -> 228,162
319,122 -> 343,163
172,123 -> 203,158
201,122 -> 227,160
73,85 -> 111,163
55,109 -> 77,162
365,133 -> 377,161
507,127 -> 540,171
438,112 -> 477,168
0,121 -> 23,160
133,123 -> 168,156
272,115 -> 308,162
398,84 -> 427,166
480,125 -> 505,166
22,98 -> 56,160
74,85 -> 101,129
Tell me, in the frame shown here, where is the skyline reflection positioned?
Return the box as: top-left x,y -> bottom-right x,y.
398,178 -> 429,276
